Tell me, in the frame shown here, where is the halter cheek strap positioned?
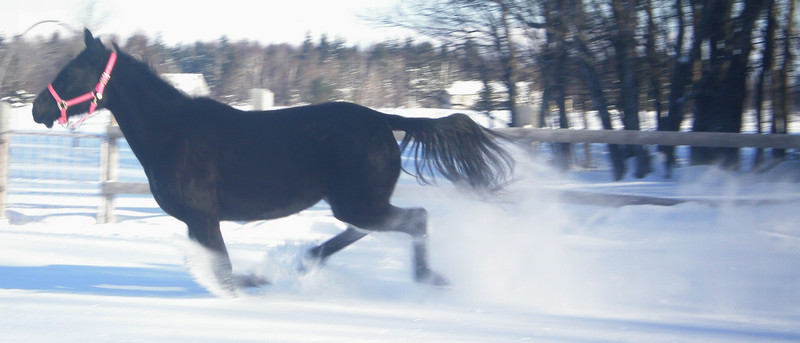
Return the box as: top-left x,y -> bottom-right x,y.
48,52 -> 117,128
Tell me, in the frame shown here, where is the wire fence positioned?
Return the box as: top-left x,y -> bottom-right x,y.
10,133 -> 102,181
4,132 -> 149,221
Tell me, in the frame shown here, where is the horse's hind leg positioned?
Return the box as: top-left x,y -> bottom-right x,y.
327,204 -> 448,286
307,225 -> 367,263
386,207 -> 448,286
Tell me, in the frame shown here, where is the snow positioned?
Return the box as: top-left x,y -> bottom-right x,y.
1,105 -> 800,341
447,81 -> 486,96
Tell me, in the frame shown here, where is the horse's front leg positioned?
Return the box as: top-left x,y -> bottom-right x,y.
185,217 -> 267,294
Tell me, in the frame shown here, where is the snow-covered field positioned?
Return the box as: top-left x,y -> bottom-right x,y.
1,105 -> 799,342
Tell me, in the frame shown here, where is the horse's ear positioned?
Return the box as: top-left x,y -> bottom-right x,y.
84,28 -> 95,47
83,28 -> 105,52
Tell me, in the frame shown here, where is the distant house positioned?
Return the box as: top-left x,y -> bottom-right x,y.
446,80 -> 535,109
446,81 -> 485,109
160,73 -> 211,97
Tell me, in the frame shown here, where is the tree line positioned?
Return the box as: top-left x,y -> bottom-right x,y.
0,31 -> 490,109
382,0 -> 798,177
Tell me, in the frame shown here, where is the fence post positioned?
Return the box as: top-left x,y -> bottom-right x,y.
0,102 -> 9,221
98,117 -> 119,224
250,88 -> 274,110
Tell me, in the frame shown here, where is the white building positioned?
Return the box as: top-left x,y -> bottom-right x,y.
160,73 -> 211,97
446,80 -> 535,109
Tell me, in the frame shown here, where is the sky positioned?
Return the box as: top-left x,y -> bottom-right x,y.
1,0 -> 415,46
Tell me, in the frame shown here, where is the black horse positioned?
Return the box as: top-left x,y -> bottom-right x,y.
32,30 -> 513,292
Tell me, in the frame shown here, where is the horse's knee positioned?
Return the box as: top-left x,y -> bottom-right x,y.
383,207 -> 428,238
402,208 -> 428,238
334,206 -> 428,238
185,217 -> 228,256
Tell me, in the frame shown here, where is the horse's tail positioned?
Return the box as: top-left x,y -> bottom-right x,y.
386,113 -> 514,192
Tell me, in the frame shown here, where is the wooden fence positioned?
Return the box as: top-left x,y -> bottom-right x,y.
1,102 -> 798,223
96,125 -> 800,223
0,102 -> 9,221
98,125 -> 152,223
500,128 -> 800,149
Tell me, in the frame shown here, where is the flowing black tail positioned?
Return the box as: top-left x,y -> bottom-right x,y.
386,113 -> 514,192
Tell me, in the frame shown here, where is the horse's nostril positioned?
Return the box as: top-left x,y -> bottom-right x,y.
32,102 -> 56,128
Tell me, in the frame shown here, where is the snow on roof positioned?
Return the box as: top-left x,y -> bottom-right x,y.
446,81 -> 484,95
161,73 -> 211,97
447,80 -> 532,96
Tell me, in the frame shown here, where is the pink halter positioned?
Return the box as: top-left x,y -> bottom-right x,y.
48,52 -> 117,128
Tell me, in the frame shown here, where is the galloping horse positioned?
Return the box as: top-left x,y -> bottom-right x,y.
32,30 -> 513,292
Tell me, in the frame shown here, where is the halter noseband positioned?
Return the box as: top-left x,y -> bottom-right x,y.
48,52 -> 117,128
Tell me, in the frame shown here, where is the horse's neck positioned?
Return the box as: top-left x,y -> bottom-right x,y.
105,55 -> 187,160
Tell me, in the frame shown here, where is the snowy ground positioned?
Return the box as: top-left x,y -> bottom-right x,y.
1,105 -> 799,341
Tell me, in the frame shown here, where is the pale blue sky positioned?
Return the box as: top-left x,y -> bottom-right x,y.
1,0 -> 412,45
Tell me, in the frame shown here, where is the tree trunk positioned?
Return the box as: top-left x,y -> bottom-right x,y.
567,1 -> 625,180
661,0 -> 692,177
573,34 -> 626,179
753,0 -> 775,166
690,0 -> 730,165
496,0 -> 520,127
691,0 -> 767,167
771,0 -> 794,158
612,0 -> 651,178
543,0 -> 572,169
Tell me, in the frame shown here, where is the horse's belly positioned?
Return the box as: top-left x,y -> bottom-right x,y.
218,186 -> 323,221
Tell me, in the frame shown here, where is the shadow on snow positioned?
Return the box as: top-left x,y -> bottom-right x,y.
0,264 -> 209,297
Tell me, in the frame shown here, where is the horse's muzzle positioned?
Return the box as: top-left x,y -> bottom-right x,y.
32,96 -> 57,128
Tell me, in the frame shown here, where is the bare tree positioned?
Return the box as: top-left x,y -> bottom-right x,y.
771,0 -> 795,158
539,0 -> 572,169
373,0 -> 525,126
753,0 -> 776,166
690,0 -> 769,167
612,0 -> 652,178
514,0 -> 630,178
660,0 -> 694,176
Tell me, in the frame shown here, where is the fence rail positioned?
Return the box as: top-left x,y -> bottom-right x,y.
500,128 -> 800,149
0,103 -> 9,219
2,104 -> 799,223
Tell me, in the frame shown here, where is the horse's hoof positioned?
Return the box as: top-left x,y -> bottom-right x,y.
233,274 -> 270,288
415,270 -> 450,287
297,253 -> 323,274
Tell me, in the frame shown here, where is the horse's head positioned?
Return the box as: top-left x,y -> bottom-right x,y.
32,29 -> 115,128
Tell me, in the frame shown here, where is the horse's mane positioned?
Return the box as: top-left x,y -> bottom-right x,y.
114,48 -> 190,102
135,55 -> 160,75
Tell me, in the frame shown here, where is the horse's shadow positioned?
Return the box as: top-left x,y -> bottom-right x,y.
0,264 -> 209,297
